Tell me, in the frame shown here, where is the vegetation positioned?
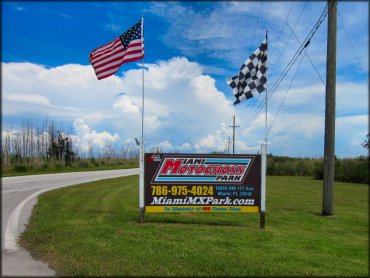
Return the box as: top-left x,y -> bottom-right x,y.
20,175 -> 368,276
267,155 -> 369,184
2,119 -> 368,183
361,133 -> 369,151
1,119 -> 139,176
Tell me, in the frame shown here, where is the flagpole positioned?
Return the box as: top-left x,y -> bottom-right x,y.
260,30 -> 268,229
139,15 -> 145,223
265,31 -> 268,147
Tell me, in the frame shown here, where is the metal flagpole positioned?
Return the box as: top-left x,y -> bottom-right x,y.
260,30 -> 268,229
265,31 -> 268,146
139,15 -> 145,223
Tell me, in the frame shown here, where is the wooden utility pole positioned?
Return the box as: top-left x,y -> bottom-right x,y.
229,115 -> 240,154
227,136 -> 232,154
322,0 -> 337,216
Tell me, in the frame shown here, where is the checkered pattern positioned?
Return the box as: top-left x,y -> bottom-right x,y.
227,39 -> 267,105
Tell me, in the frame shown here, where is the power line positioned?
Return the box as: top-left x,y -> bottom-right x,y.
261,1 -> 273,34
268,1 -> 310,80
337,8 -> 368,85
240,3 -> 328,132
270,0 -> 296,58
249,0 -> 264,53
237,1 -> 310,131
287,23 -> 326,86
266,53 -> 306,138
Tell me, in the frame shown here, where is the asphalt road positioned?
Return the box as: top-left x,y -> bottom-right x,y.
1,168 -> 139,276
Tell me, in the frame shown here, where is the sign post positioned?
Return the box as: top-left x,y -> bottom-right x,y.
260,143 -> 267,229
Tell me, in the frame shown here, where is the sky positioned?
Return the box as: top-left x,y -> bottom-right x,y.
1,1 -> 369,157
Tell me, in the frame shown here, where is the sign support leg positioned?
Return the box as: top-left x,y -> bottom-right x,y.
260,143 -> 266,229
259,212 -> 265,229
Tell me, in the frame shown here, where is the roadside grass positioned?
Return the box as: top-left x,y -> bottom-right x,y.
2,160 -> 138,177
20,176 -> 368,276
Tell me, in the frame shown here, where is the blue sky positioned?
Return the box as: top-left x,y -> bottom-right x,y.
2,1 -> 369,157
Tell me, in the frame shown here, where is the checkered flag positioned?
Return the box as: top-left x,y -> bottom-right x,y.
227,38 -> 268,105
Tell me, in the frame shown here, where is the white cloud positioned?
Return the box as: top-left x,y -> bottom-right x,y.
158,140 -> 173,151
113,95 -> 140,115
2,53 -> 368,157
2,58 -> 234,153
5,93 -> 51,106
72,118 -> 120,153
113,57 -> 235,145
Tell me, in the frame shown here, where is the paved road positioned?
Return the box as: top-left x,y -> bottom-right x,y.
1,168 -> 139,276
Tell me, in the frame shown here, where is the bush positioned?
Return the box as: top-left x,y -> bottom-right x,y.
312,157 -> 368,184
78,161 -> 90,168
14,164 -> 27,173
53,162 -> 64,170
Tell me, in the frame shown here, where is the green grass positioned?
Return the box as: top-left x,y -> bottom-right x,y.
20,176 -> 368,276
2,160 -> 138,177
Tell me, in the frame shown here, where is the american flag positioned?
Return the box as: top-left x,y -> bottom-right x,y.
89,19 -> 144,80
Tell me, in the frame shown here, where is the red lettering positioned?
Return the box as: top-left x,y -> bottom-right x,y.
195,165 -> 205,174
188,165 -> 197,174
205,166 -> 213,175
228,166 -> 237,175
179,165 -> 188,174
160,159 -> 183,175
221,166 -> 230,174
212,165 -> 222,175
237,166 -> 246,175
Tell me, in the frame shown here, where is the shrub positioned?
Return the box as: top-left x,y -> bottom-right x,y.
78,161 -> 90,168
14,164 -> 27,173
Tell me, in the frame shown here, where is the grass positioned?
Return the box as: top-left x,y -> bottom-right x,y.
2,160 -> 138,177
20,176 -> 368,276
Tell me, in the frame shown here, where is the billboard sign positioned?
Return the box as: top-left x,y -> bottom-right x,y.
144,153 -> 261,213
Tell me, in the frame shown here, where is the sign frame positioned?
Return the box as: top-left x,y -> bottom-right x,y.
143,153 -> 263,217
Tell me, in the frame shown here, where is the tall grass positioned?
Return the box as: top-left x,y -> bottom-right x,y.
1,156 -> 138,176
267,155 -> 369,184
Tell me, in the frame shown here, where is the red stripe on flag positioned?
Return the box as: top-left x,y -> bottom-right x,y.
89,20 -> 144,80
93,48 -> 144,73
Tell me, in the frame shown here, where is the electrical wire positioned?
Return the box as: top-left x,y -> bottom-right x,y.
270,0 -> 296,58
287,23 -> 326,86
266,53 -> 306,139
337,9 -> 369,86
261,1 -> 273,34
268,1 -> 310,81
237,1 -> 310,131
249,0 -> 264,53
240,3 -> 328,132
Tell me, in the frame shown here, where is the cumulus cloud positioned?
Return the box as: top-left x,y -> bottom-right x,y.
72,118 -> 120,153
113,95 -> 140,115
112,57 -> 235,144
2,53 -> 368,157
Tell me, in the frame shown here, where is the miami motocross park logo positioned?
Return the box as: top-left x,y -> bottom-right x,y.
151,156 -> 254,184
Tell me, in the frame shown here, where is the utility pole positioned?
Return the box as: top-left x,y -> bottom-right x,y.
322,0 -> 337,216
225,137 -> 232,154
229,115 -> 240,154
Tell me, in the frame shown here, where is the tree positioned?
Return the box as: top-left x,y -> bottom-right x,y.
361,133 -> 369,151
47,131 -> 75,165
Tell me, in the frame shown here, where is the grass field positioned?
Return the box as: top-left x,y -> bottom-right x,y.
20,176 -> 368,276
